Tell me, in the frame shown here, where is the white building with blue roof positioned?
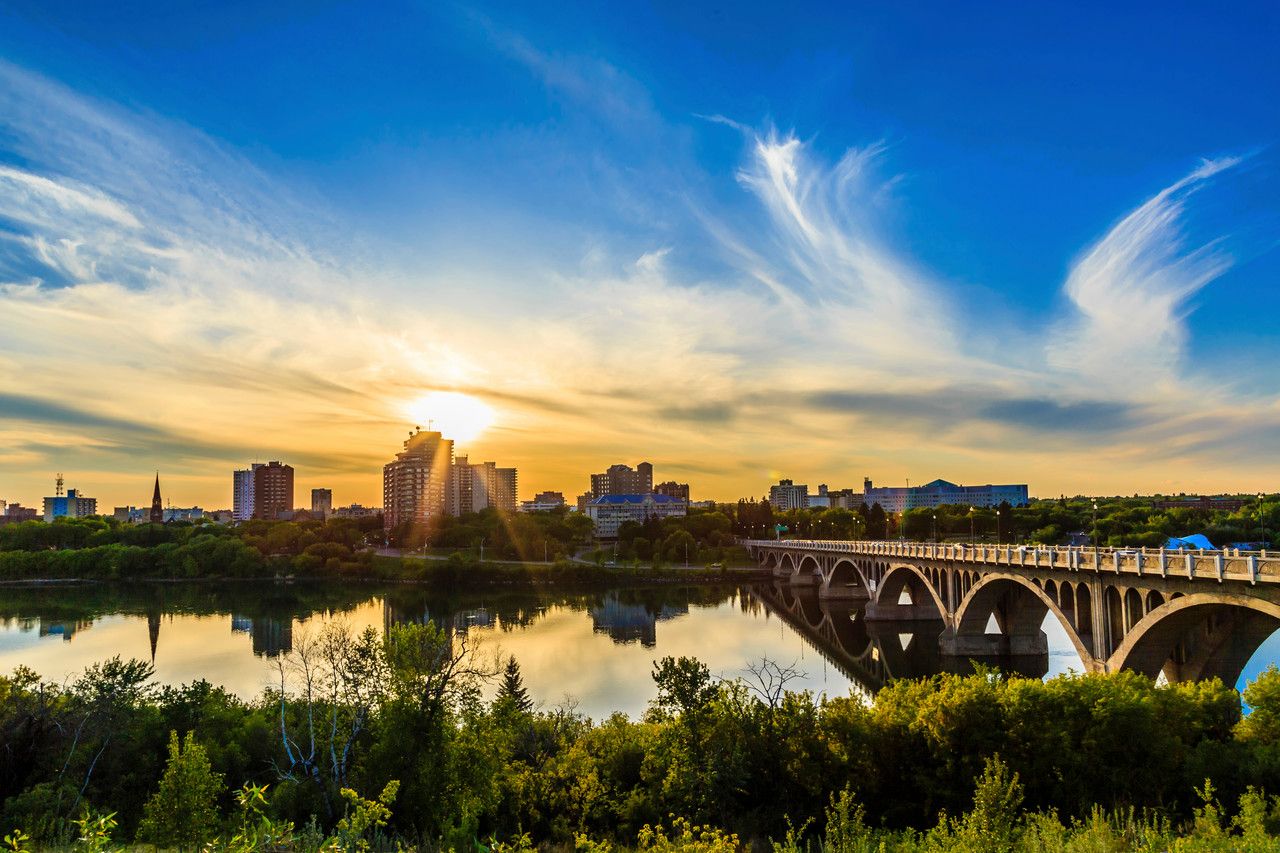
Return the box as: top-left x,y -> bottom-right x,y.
585,493 -> 688,538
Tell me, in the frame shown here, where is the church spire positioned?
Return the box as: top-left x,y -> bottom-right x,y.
150,472 -> 163,525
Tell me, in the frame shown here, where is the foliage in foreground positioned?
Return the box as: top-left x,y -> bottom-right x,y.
6,623 -> 1280,849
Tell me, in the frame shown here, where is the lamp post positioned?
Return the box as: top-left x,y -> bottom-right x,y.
1260,493 -> 1267,549
1092,500 -> 1099,556
932,513 -> 937,542
969,506 -> 975,542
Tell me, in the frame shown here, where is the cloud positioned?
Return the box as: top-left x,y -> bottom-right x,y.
0,51 -> 1271,507
1049,157 -> 1242,394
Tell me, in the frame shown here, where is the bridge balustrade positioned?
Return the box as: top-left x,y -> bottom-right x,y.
745,539 -> 1280,586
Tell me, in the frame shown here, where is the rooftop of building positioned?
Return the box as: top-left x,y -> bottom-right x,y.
589,493 -> 686,506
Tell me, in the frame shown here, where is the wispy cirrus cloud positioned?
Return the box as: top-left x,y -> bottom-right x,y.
1050,156 -> 1242,394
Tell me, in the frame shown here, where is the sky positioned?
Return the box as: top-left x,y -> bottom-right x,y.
0,1 -> 1278,510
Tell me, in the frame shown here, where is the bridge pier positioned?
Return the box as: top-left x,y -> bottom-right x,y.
939,629 -> 1048,658
819,583 -> 868,600
864,602 -> 946,621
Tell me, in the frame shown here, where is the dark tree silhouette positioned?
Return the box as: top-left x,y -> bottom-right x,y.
496,655 -> 533,713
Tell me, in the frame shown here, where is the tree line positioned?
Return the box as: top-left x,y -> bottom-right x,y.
726,494 -> 1278,549
5,622 -> 1280,850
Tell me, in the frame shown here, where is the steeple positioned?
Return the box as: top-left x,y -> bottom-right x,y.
150,472 -> 163,524
148,610 -> 161,663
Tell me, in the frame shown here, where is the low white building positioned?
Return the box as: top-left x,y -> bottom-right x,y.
585,493 -> 687,538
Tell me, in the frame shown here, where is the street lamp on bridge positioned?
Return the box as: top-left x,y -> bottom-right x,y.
996,508 -> 1002,544
1260,493 -> 1268,550
969,506 -> 975,542
932,513 -> 937,543
1092,500 -> 1099,555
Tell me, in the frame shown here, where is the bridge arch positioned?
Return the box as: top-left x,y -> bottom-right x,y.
827,558 -> 872,597
794,554 -> 821,586
874,563 -> 948,618
778,552 -> 797,578
951,573 -> 1093,667
1108,593 -> 1280,686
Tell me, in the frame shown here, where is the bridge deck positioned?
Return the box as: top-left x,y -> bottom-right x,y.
744,539 -> 1280,585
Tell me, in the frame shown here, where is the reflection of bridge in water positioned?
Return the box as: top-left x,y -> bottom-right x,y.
747,583 -> 947,695
748,539 -> 1280,687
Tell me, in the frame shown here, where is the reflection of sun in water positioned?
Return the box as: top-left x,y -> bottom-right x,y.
406,391 -> 495,443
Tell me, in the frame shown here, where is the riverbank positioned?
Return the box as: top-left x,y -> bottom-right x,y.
0,551 -> 769,587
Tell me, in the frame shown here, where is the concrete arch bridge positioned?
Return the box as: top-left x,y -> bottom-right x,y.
746,539 -> 1280,686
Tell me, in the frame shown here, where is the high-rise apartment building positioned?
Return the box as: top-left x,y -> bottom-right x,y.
253,461 -> 294,520
383,429 -> 454,530
452,456 -> 518,515
311,488 -> 333,519
589,462 -> 653,499
492,466 -> 517,514
233,464 -> 263,522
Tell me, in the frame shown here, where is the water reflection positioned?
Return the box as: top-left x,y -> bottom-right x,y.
0,581 -> 1276,719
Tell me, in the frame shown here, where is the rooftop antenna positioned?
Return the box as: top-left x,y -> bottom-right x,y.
56,473 -> 64,496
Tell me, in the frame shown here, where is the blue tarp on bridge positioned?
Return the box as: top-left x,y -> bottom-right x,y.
1164,534 -> 1215,550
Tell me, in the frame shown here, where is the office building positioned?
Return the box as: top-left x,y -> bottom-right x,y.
520,491 -> 566,512
1,503 -> 38,524
654,481 -> 690,502
585,493 -> 687,538
768,479 -> 809,511
43,488 -> 97,522
861,477 -> 1029,512
233,464 -> 263,522
589,462 -> 653,499
253,461 -> 294,520
311,488 -> 333,519
383,429 -> 454,530
827,488 -> 862,510
807,484 -> 831,509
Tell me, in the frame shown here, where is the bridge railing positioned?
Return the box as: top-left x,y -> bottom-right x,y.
741,539 -> 1280,584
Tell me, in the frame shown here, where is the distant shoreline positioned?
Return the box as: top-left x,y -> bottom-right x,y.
0,558 -> 770,588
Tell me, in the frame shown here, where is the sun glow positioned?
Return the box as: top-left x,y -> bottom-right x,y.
406,391 -> 496,444
404,389 -> 494,440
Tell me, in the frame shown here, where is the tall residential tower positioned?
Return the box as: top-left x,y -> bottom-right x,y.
383,429 -> 454,530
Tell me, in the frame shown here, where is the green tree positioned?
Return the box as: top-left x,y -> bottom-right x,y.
137,731 -> 223,850
497,656 -> 534,714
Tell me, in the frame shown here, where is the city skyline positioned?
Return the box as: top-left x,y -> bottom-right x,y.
2,4 -> 1280,508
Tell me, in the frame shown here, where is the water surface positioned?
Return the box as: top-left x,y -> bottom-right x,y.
1,581 -> 1275,718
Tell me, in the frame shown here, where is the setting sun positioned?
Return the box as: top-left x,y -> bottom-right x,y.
406,391 -> 495,444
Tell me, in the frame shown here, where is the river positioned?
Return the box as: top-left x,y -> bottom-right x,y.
1,580 -> 1276,718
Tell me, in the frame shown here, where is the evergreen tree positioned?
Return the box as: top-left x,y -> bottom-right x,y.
496,655 -> 533,713
137,730 -> 223,850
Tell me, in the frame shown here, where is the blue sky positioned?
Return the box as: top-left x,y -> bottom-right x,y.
0,1 -> 1277,507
